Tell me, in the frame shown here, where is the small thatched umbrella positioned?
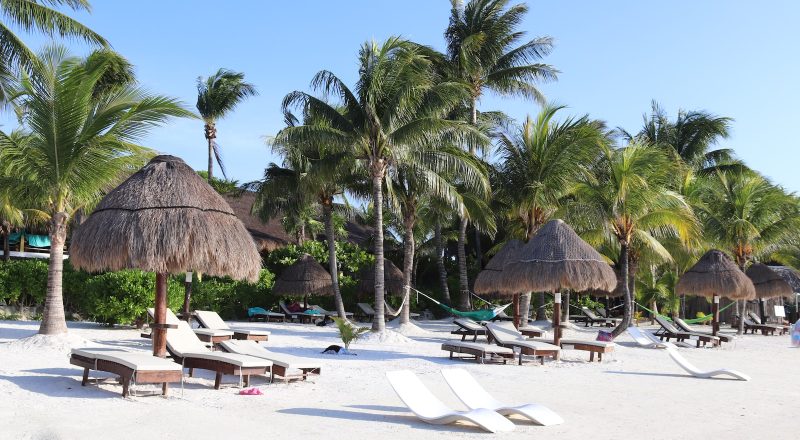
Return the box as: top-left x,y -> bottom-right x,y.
474,239 -> 523,325
71,155 -> 261,357
746,263 -> 792,322
273,254 -> 333,307
676,249 -> 755,336
359,258 -> 404,296
503,219 -> 617,345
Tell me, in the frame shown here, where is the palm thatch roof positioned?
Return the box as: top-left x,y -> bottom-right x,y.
224,192 -> 292,252
675,250 -> 755,300
474,239 -> 523,294
359,258 -> 404,295
746,263 -> 792,299
272,254 -> 332,296
586,267 -> 627,298
502,219 -> 617,294
71,155 -> 261,282
769,266 -> 800,292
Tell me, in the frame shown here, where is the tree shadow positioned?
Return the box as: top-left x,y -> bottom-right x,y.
277,407 -> 477,433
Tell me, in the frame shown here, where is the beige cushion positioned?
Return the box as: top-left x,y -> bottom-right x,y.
179,351 -> 272,368
192,328 -> 234,337
220,340 -> 319,370
233,329 -> 271,336
71,348 -> 182,372
194,310 -> 230,330
559,339 -> 615,348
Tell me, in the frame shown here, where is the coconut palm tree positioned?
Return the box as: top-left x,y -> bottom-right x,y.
0,46 -> 193,335
445,0 -> 557,295
275,37 -> 484,332
196,69 -> 257,183
572,143 -> 698,338
696,170 -> 800,334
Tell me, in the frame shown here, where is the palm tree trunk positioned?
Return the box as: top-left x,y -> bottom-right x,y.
611,242 -> 632,338
1,221 -> 10,262
457,216 -> 470,310
536,292 -> 547,320
519,292 -> 531,325
371,167 -> 386,332
400,211 -> 415,325
38,212 -> 69,335
205,123 -> 215,183
474,229 -> 482,272
434,222 -> 450,303
323,203 -> 346,319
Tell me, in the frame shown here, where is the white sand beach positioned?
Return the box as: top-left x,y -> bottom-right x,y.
0,318 -> 795,440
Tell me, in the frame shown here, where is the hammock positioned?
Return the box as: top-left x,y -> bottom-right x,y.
409,286 -> 511,321
634,301 -> 736,324
384,294 -> 410,318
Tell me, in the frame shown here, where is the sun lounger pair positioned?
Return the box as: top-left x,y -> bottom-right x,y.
625,327 -> 749,381
69,348 -> 183,397
580,307 -> 619,327
148,308 -> 234,345
195,310 -> 271,342
654,316 -> 720,347
220,340 -> 321,382
746,312 -> 788,335
386,369 -> 563,433
673,318 -> 735,344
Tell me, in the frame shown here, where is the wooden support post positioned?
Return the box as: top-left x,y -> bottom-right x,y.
712,295 -> 720,336
181,271 -> 193,323
153,273 -> 168,358
553,291 -> 562,345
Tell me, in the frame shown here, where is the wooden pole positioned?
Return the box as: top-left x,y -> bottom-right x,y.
153,273 -> 168,358
553,291 -> 562,345
512,293 -> 520,329
712,295 -> 720,336
181,272 -> 193,323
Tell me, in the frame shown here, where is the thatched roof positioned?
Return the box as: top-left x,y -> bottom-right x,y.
71,155 -> 261,282
272,254 -> 332,296
502,219 -> 617,294
675,250 -> 755,300
359,258 -> 404,295
224,192 -> 292,252
746,263 -> 792,299
587,267 -> 627,298
474,239 -> 523,294
769,266 -> 800,293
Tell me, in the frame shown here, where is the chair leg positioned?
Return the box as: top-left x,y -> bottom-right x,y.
162,382 -> 169,396
122,377 -> 130,397
214,372 -> 222,389
590,352 -> 595,362
81,368 -> 89,386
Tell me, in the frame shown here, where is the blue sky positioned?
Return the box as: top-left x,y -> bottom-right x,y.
9,0 -> 800,192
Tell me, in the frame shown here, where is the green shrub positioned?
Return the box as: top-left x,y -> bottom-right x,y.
191,269 -> 275,319
81,270 -> 184,325
0,260 -> 48,306
332,317 -> 370,350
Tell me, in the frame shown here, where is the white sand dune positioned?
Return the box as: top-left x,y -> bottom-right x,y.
0,318 -> 793,439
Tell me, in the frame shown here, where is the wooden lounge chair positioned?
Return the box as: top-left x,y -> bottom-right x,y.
441,341 -> 514,364
149,308 -> 233,345
674,318 -> 735,344
386,370 -> 515,433
70,348 -> 183,397
742,317 -> 777,335
654,315 -> 720,347
220,339 -> 321,382
580,307 -> 618,327
166,321 -> 271,389
356,303 -> 376,322
195,310 -> 271,342
309,305 -> 354,319
485,322 -> 560,365
279,301 -> 321,324
248,307 -> 286,322
747,312 -> 788,335
518,325 -> 545,338
451,318 -> 487,341
558,338 -> 615,362
441,369 -> 564,426
384,302 -> 420,320
595,307 -> 610,318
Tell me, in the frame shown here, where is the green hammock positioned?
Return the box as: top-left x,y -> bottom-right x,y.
410,286 -> 511,321
635,301 -> 736,324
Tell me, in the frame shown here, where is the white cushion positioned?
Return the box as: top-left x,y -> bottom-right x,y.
510,340 -> 561,351
179,351 -> 272,368
559,339 -> 616,348
220,340 -> 319,370
192,328 -> 234,337
233,329 -> 271,336
71,348 -> 182,372
167,321 -> 212,356
194,310 -> 230,330
454,319 -> 483,331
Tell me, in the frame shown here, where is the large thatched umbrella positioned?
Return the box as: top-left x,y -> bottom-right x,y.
746,263 -> 792,321
474,239 -> 523,325
71,155 -> 261,357
676,249 -> 755,336
273,254 -> 333,306
503,219 -> 617,345
359,258 -> 403,296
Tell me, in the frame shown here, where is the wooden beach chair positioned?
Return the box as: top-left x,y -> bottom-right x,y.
279,301 -> 320,324
485,322 -> 560,365
747,311 -> 788,335
385,370 -> 515,433
149,308 -> 233,346
195,310 -> 271,342
220,339 -> 321,382
674,318 -> 735,344
742,317 -> 777,335
557,338 -> 615,362
655,315 -> 720,347
580,307 -> 618,327
441,341 -> 514,364
518,325 -> 545,338
451,318 -> 487,341
356,303 -> 376,322
70,348 -> 183,397
248,307 -> 286,322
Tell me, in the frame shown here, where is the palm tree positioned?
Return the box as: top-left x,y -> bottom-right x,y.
495,105 -> 606,321
196,69 -> 257,183
0,46 -> 193,335
572,143 -> 698,338
275,37 -> 484,332
446,0 -> 557,297
0,0 -> 106,73
696,170 -> 799,334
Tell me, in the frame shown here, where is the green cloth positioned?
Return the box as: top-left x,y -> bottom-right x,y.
436,303 -> 508,321
26,234 -> 50,248
7,232 -> 22,245
635,301 -> 736,324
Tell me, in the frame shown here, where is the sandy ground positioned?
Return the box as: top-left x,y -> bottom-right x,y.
0,317 -> 795,440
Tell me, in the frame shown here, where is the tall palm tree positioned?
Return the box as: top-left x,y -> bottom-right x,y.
572,143 -> 698,338
495,105 -> 606,320
0,46 -> 193,335
0,0 -> 106,73
275,37 -> 484,332
196,69 -> 257,183
446,0 -> 557,298
696,170 -> 799,334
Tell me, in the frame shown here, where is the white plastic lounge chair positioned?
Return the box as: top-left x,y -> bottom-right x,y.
220,339 -> 321,382
195,310 -> 271,342
441,341 -> 515,364
627,326 -> 669,348
385,370 -> 515,433
148,308 -> 233,344
70,348 -> 183,397
440,368 -> 564,426
451,319 -> 487,341
662,344 -> 750,381
485,322 -> 560,365
356,303 -> 376,322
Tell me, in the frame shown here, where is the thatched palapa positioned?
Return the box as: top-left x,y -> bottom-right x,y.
272,254 -> 333,297
359,258 -> 404,295
769,266 -> 800,293
746,263 -> 792,299
675,250 -> 755,300
474,239 -> 523,295
71,155 -> 261,282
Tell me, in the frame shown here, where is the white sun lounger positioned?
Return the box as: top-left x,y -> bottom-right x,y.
195,310 -> 271,342
148,308 -> 234,344
219,339 -> 321,382
627,326 -> 670,348
70,348 -> 183,397
440,368 -> 564,426
485,322 -> 560,365
385,370 -> 515,433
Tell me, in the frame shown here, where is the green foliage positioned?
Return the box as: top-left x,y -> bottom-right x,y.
332,317 -> 370,350
0,259 -> 48,306
80,270 -> 183,326
266,240 -> 374,275
195,171 -> 241,195
191,270 -> 275,320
